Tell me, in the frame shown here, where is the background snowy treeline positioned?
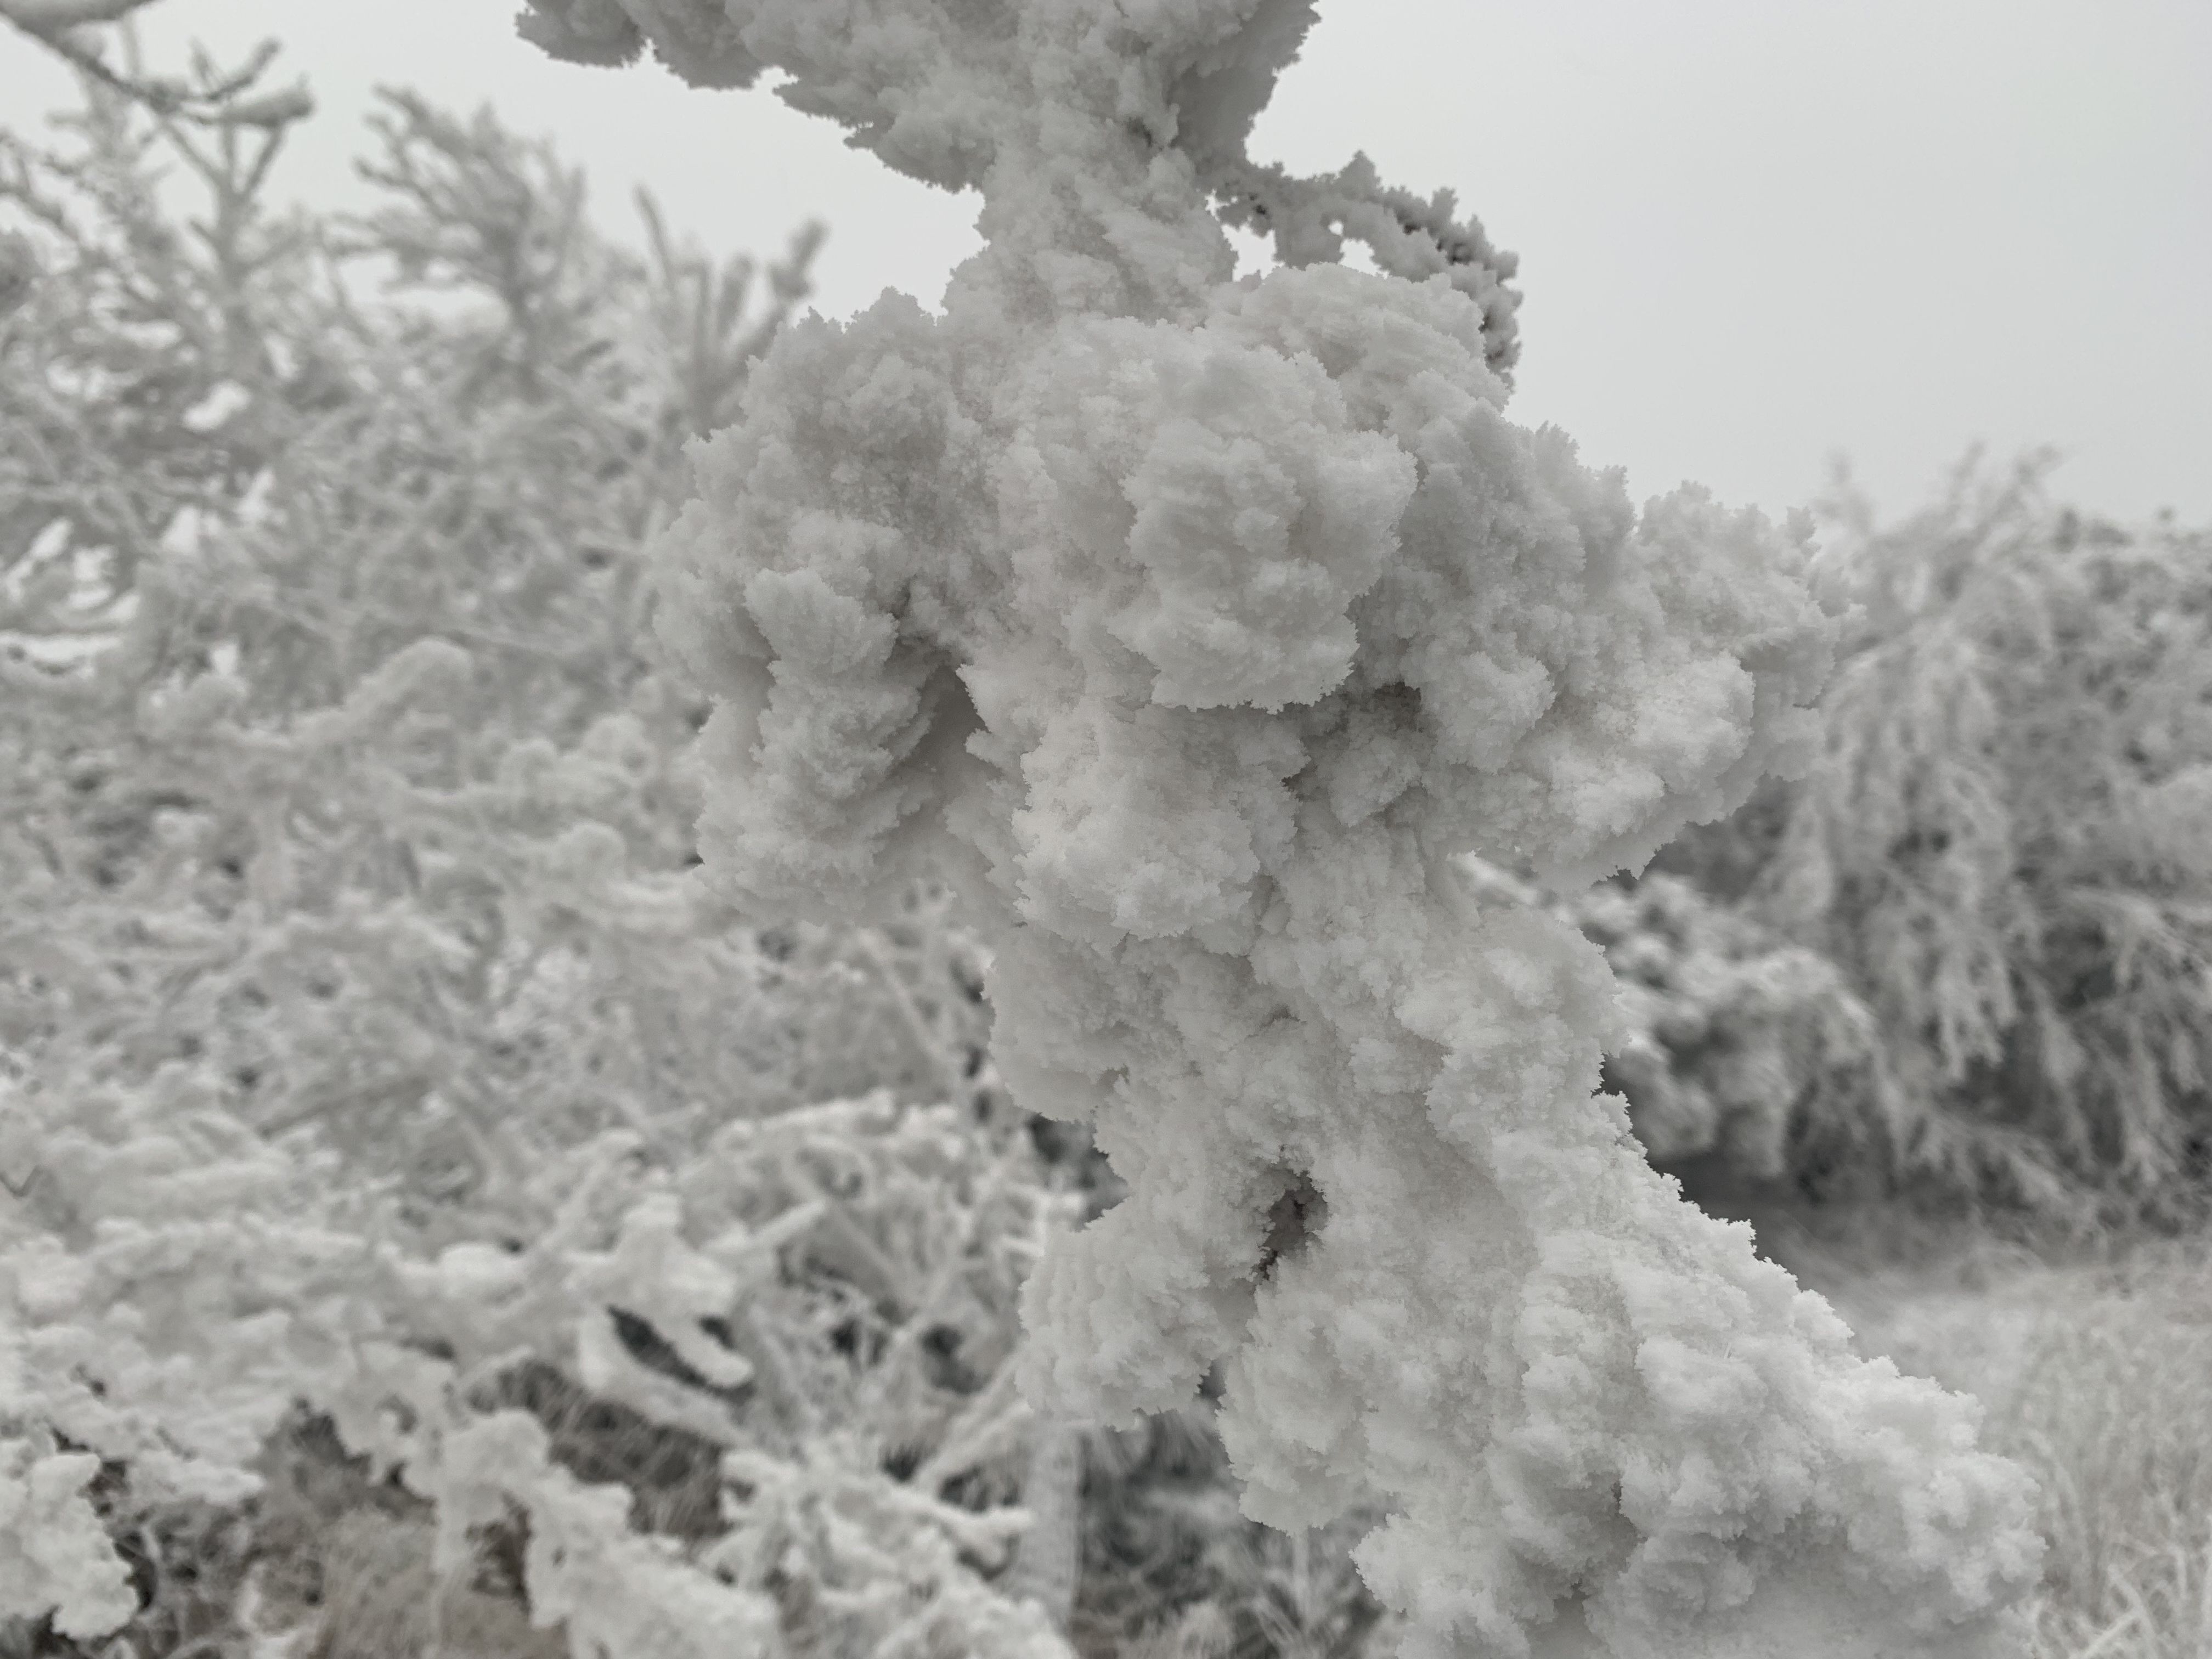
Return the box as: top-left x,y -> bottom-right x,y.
2,48 -> 2209,1659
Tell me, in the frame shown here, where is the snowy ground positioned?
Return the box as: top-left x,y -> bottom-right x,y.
1778,1218 -> 2212,1658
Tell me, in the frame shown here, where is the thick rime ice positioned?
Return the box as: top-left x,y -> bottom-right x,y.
520,2 -> 2043,1653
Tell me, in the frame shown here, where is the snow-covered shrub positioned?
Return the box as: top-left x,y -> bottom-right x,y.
1639,461 -> 2212,1218
1510,863 -> 1878,1191
3,54 -> 1081,1656
1777,462 -> 2212,1214
521,2 -> 2044,1654
0,72 -> 798,1203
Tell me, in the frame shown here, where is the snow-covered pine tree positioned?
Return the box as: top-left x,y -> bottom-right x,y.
1762,460 -> 2212,1216
4,51 -> 1081,1655
517,2 -> 2042,1654
1581,462 -> 2212,1225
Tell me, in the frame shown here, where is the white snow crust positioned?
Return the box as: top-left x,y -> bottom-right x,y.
518,2 -> 2047,1652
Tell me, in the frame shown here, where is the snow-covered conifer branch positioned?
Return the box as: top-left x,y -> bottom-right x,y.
3,66 -> 1090,1654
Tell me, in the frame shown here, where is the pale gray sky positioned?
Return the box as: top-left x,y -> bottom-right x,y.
5,0 -> 2207,523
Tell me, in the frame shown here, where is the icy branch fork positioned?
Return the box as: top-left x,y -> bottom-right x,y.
516,2 -> 2042,1653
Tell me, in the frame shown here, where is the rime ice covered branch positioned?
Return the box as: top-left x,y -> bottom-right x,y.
517,3 -> 2043,1655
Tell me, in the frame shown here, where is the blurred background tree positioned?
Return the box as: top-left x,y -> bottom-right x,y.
1583,460 -> 2212,1228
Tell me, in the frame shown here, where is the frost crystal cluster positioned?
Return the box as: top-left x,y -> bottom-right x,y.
520,2 -> 2042,1652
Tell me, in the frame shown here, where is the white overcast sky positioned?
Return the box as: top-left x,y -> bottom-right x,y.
4,1 -> 2208,523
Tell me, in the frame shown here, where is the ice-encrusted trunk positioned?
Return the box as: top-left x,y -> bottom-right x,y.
518,2 -> 2042,1653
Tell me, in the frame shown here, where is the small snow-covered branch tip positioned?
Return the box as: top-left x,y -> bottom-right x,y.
0,3 -> 313,130
515,3 -> 2044,1655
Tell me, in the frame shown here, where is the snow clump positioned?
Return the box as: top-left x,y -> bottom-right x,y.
520,2 -> 2045,1653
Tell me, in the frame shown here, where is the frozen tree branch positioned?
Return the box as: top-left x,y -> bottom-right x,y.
514,2 -> 2045,1655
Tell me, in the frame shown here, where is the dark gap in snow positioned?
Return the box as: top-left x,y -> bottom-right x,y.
1256,1170 -> 1328,1281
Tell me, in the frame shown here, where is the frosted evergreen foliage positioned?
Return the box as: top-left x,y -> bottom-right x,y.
1554,466 -> 2211,1217
518,2 -> 2044,1654
3,66 -> 1076,1655
1758,462 -> 2212,1213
